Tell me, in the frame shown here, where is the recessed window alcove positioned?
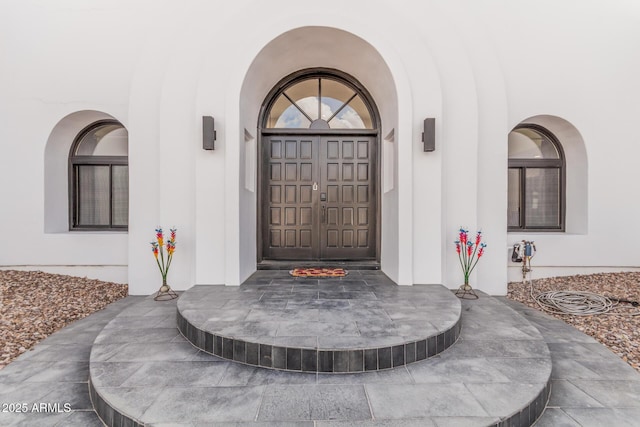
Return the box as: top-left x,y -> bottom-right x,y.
44,110 -> 129,233
508,115 -> 588,235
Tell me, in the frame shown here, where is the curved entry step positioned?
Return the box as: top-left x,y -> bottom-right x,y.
89,280 -> 552,427
177,271 -> 462,373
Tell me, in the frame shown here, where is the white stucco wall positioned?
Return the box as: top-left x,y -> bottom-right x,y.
486,1 -> 640,283
1,0 -> 639,295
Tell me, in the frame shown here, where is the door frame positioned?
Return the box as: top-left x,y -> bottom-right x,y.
256,69 -> 381,265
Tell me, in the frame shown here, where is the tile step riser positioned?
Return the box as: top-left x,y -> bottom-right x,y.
177,308 -> 462,373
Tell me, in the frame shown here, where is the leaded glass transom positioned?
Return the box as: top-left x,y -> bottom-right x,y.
265,77 -> 374,129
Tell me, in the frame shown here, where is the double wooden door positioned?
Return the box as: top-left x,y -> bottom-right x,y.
261,135 -> 377,261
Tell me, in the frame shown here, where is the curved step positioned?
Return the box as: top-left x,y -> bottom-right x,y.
177,274 -> 462,372
89,280 -> 551,426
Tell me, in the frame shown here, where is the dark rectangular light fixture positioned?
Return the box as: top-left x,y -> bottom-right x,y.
203,116 -> 216,150
422,118 -> 435,152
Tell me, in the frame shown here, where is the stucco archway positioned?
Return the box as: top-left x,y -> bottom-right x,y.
237,26 -> 400,283
45,110 -> 126,233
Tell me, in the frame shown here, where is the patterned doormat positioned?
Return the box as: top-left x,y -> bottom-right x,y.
289,268 -> 349,278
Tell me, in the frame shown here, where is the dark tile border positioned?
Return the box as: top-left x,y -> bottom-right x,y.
90,379 -> 143,427
177,307 -> 462,373
491,379 -> 551,427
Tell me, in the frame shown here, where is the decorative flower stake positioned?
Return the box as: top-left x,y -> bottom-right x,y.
151,227 -> 178,301
454,228 -> 487,299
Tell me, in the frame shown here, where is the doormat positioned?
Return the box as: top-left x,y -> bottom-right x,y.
289,268 -> 348,278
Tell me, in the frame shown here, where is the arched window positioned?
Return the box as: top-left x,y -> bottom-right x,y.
263,73 -> 375,130
508,124 -> 564,231
69,120 -> 128,230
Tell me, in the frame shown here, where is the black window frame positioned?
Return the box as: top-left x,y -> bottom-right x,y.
69,120 -> 128,231
508,124 -> 565,232
260,68 -> 379,131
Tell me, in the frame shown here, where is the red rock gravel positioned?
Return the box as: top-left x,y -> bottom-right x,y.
508,272 -> 640,373
0,270 -> 128,369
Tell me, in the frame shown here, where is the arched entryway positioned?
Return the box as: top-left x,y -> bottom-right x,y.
258,68 -> 380,264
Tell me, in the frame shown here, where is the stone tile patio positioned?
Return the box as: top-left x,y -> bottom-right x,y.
502,298 -> 640,427
0,271 -> 638,426
88,272 -> 550,426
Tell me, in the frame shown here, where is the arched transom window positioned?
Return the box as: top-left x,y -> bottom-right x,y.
264,74 -> 375,130
70,120 -> 128,230
508,124 -> 565,231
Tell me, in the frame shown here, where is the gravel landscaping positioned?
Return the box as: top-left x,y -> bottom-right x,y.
0,270 -> 128,369
508,271 -> 640,373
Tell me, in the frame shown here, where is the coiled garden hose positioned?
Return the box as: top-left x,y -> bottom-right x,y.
530,282 -> 640,316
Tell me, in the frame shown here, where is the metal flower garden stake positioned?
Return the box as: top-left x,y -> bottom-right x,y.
454,228 -> 486,299
151,227 -> 178,301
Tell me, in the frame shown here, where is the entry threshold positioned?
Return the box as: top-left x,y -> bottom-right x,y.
257,260 -> 381,270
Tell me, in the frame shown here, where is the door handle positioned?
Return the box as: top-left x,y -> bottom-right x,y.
313,182 -> 318,191
322,205 -> 325,223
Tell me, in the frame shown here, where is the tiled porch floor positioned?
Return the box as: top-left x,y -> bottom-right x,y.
88,271 -> 550,426
0,271 -> 638,426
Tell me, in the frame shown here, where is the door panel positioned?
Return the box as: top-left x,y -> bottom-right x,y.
320,136 -> 376,259
261,135 -> 376,261
262,136 -> 319,260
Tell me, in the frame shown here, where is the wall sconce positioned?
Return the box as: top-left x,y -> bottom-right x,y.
203,116 -> 216,150
422,118 -> 435,152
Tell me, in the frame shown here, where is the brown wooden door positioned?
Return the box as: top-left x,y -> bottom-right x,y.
261,135 -> 376,261
320,136 -> 376,259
